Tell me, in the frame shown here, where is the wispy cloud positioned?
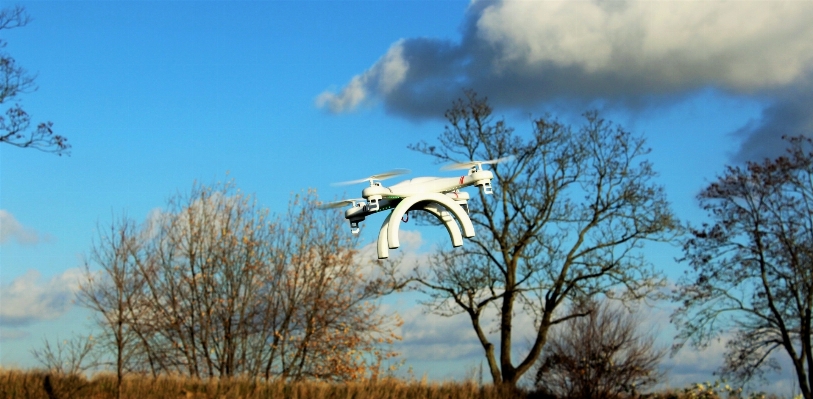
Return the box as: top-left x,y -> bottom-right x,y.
0,269 -> 82,327
0,328 -> 30,342
317,0 -> 813,161
0,210 -> 51,245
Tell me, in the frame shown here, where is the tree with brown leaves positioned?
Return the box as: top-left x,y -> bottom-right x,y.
79,182 -> 399,385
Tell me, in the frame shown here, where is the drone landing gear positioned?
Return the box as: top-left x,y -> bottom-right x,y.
377,204 -> 465,259
376,193 -> 475,259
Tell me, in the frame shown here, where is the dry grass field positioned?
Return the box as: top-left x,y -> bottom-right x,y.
0,368 -> 526,399
0,368 -> 793,399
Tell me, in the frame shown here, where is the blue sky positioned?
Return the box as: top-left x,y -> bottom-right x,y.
1,0 -> 811,393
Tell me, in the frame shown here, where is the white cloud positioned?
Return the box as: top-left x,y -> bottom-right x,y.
476,0 -> 813,91
316,0 -> 813,161
316,40 -> 408,113
396,305 -> 483,362
318,0 -> 813,117
0,210 -> 50,245
0,269 -> 83,326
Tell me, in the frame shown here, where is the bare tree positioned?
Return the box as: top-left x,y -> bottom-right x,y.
0,5 -> 69,155
77,217 -> 146,398
32,334 -> 99,376
533,300 -> 664,399
673,136 -> 813,398
80,182 -> 399,381
409,91 -> 677,386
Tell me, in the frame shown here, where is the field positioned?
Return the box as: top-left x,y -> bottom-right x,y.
0,368 -> 790,399
0,369 -> 522,399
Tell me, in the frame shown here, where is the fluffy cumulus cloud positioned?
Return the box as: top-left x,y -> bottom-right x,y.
317,0 -> 813,161
0,210 -> 50,245
0,269 -> 82,327
475,1 -> 813,92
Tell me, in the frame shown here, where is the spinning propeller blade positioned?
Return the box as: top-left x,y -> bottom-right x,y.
440,155 -> 515,171
332,169 -> 411,186
318,198 -> 365,209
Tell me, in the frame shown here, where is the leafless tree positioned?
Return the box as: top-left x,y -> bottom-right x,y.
32,334 -> 99,376
77,217 -> 147,398
409,91 -> 677,387
673,136 -> 813,398
533,300 -> 664,399
79,182 -> 399,382
0,5 -> 69,155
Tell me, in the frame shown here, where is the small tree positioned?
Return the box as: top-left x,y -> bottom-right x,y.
409,91 -> 677,387
77,217 -> 145,398
80,182 -> 400,381
0,5 -> 69,155
673,136 -> 813,398
533,300 -> 664,399
32,334 -> 99,376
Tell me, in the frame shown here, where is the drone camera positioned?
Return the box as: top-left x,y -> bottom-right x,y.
350,221 -> 361,235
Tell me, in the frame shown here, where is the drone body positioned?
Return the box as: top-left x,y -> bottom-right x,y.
322,158 -> 509,259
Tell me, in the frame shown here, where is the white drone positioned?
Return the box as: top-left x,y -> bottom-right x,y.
321,157 -> 512,259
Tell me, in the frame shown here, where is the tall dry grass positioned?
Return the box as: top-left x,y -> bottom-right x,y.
2,368 -> 794,399
0,368 -> 524,399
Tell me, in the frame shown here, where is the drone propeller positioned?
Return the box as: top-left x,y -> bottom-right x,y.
332,169 -> 411,186
440,155 -> 515,171
318,198 -> 366,209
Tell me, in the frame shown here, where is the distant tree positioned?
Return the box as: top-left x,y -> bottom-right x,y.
408,91 -> 677,387
673,136 -> 813,398
79,182 -> 400,381
77,216 -> 146,399
31,334 -> 99,376
0,5 -> 69,155
533,300 -> 664,399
